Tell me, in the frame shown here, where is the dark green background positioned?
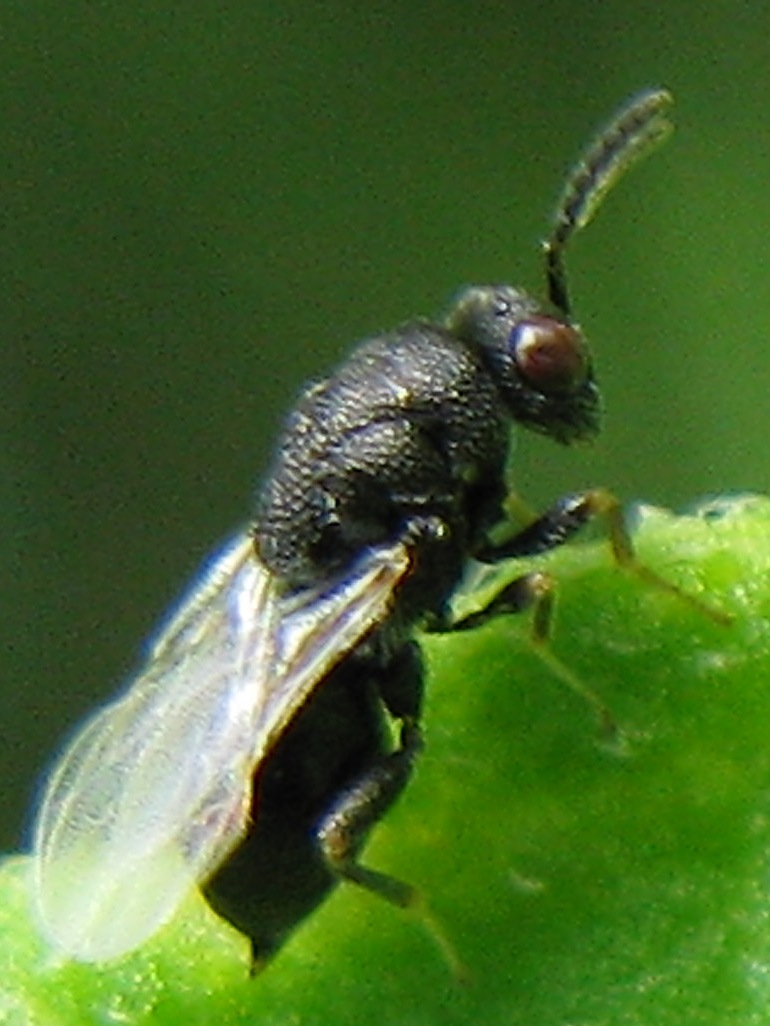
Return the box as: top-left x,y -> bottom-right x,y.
3,2 -> 768,851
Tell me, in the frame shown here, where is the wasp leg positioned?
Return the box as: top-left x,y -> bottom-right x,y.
316,716 -> 464,976
429,492 -> 632,735
315,641 -> 424,905
317,718 -> 422,907
415,495 -> 617,730
425,491 -> 594,638
476,489 -> 612,562
477,488 -> 730,623
438,568 -> 615,737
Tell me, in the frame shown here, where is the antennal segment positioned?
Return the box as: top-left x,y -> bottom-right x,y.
544,88 -> 674,317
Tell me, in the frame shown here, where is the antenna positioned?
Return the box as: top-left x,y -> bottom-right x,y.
544,88 -> 674,318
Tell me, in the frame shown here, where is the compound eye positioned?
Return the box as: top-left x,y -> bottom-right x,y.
511,316 -> 589,392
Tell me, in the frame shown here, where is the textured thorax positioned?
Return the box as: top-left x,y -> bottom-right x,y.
255,322 -> 511,590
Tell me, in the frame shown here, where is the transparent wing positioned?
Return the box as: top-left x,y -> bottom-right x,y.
33,534 -> 410,963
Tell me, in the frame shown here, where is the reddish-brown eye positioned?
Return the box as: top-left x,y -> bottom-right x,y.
511,315 -> 588,392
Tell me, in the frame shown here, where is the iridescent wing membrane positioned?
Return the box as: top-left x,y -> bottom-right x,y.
33,534 -> 410,963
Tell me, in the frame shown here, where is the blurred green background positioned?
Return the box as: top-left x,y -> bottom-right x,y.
2,1 -> 769,851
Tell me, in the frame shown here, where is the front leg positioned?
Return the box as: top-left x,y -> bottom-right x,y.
476,488 -> 729,623
476,489 -> 626,563
425,490 -> 603,638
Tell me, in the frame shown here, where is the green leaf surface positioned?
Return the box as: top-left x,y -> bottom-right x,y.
5,494 -> 770,1025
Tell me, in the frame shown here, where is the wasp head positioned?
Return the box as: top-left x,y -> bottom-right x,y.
447,284 -> 601,445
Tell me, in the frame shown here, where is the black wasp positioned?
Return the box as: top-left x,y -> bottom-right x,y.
34,90 -> 673,968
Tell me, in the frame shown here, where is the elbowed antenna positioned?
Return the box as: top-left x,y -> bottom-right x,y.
544,88 -> 674,318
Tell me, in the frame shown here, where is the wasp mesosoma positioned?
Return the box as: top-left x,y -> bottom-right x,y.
33,89 -> 673,968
